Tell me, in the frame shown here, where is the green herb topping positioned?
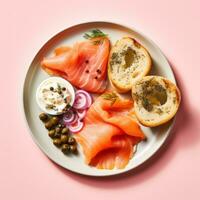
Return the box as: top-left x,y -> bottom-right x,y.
109,52 -> 122,67
102,92 -> 118,105
83,29 -> 107,39
134,79 -> 167,112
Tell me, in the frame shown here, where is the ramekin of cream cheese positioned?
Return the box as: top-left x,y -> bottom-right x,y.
36,77 -> 75,115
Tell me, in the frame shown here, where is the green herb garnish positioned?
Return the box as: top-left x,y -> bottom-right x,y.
134,78 -> 167,112
83,29 -> 107,39
56,83 -> 62,94
57,83 -> 61,90
102,92 -> 118,105
142,97 -> 153,111
92,39 -> 104,45
46,104 -> 56,110
109,52 -> 122,67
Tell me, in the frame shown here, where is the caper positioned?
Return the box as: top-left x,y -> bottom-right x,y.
70,144 -> 77,153
61,144 -> 70,154
45,121 -> 53,130
55,127 -> 61,133
53,138 -> 62,147
62,87 -> 66,91
50,87 -> 54,91
61,135 -> 68,143
39,113 -> 48,121
54,132 -> 61,138
66,104 -> 71,109
67,137 -> 76,145
48,129 -> 55,138
61,127 -> 69,134
51,116 -> 59,126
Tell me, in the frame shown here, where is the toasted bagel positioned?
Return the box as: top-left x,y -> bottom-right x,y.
108,37 -> 152,93
132,76 -> 181,127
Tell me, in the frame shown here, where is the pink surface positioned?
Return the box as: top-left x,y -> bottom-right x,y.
1,0 -> 200,199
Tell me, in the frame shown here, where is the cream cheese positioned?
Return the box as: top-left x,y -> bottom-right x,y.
36,77 -> 75,115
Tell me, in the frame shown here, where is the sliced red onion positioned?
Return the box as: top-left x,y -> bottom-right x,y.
73,93 -> 88,110
69,113 -> 79,125
74,90 -> 93,109
76,109 -> 87,120
63,109 -> 76,124
68,120 -> 84,133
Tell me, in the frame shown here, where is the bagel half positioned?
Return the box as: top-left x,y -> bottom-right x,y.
132,76 -> 181,127
108,37 -> 152,93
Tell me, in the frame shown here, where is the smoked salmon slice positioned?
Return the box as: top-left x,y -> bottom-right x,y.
41,37 -> 110,93
75,92 -> 145,169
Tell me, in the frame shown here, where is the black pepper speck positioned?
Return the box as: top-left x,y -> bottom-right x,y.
96,69 -> 101,74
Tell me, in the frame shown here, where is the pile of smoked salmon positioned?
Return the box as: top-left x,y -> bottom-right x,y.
41,36 -> 109,93
75,92 -> 145,169
40,30 -> 146,170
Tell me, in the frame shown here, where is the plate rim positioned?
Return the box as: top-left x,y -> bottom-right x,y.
21,20 -> 177,177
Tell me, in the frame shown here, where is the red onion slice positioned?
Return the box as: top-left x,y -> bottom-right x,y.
76,109 -> 87,120
73,93 -> 88,110
68,120 -> 84,133
63,109 -> 76,124
75,90 -> 93,108
70,113 -> 79,125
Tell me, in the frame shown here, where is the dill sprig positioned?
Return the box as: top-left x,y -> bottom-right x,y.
101,92 -> 118,105
83,29 -> 107,39
92,39 -> 104,45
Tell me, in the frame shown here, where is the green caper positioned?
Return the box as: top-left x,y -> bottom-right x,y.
61,144 -> 70,154
53,138 -> 62,147
61,127 -> 69,134
61,135 -> 68,143
70,144 -> 77,153
51,116 -> 59,126
54,132 -> 61,138
67,137 -> 76,145
45,121 -> 53,130
39,113 -> 48,121
48,129 -> 55,138
55,127 -> 61,133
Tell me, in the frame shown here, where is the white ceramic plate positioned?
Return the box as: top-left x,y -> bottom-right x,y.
23,21 -> 176,176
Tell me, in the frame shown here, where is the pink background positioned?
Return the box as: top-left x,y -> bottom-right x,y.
1,0 -> 200,199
